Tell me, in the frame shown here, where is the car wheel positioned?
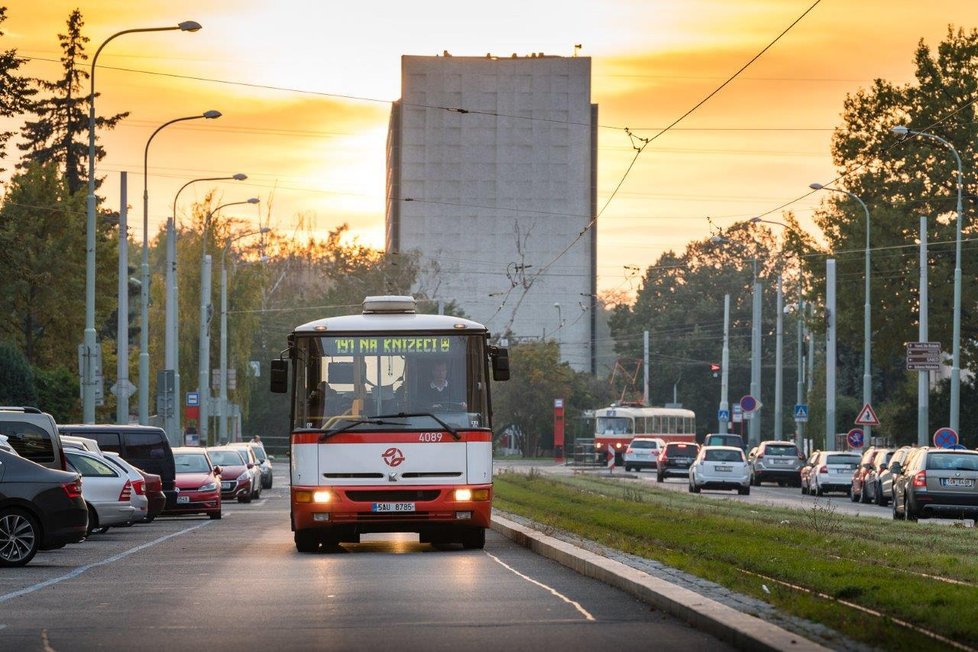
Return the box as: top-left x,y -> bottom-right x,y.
209,510 -> 222,520
892,497 -> 901,520
801,483 -> 807,495
238,494 -> 252,504
904,497 -> 918,522
295,530 -> 320,553
0,508 -> 40,567
860,485 -> 872,504
815,483 -> 824,497
624,465 -> 631,472
876,485 -> 889,507
850,486 -> 860,503
461,527 -> 486,550
690,481 -> 701,494
86,505 -> 100,536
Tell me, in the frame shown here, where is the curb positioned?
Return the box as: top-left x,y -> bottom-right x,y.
490,515 -> 830,652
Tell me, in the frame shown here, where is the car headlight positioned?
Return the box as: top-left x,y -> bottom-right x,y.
237,471 -> 250,482
199,482 -> 217,492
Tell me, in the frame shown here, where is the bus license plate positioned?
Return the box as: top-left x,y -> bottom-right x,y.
372,502 -> 415,513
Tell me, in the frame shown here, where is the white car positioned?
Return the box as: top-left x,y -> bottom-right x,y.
102,451 -> 149,525
65,449 -> 139,534
688,445 -> 751,495
623,437 -> 665,472
807,451 -> 861,496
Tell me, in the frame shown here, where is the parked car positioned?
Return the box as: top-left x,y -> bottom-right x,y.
875,446 -> 914,507
623,437 -> 665,472
808,451 -> 861,496
65,448 -> 140,534
800,451 -> 820,494
58,425 -> 177,509
861,448 -> 896,505
850,447 -> 891,503
60,434 -> 104,455
656,442 -> 700,482
229,441 -> 273,488
0,449 -> 88,566
749,440 -> 802,486
164,447 -> 222,519
101,452 -> 150,526
689,446 -> 750,494
135,469 -> 166,523
892,447 -> 978,521
207,447 -> 257,503
0,433 -> 18,454
229,444 -> 263,499
1,406 -> 68,470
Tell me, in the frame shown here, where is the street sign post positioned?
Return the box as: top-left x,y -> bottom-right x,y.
186,391 -> 200,407
906,341 -> 941,371
933,427 -> 959,449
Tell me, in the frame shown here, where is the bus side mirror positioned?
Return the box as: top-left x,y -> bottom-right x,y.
491,347 -> 510,381
270,359 -> 288,394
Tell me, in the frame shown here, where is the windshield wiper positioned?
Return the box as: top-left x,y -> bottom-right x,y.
370,412 -> 461,440
320,417 -> 408,440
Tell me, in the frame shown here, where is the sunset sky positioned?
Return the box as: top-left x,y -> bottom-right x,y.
3,0 -> 978,298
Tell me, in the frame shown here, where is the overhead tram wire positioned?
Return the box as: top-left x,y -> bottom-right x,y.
496,0 -> 823,332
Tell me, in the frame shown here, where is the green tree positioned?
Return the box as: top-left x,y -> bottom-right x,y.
813,25 -> 978,439
0,6 -> 35,174
17,8 -> 127,194
33,365 -> 77,422
0,340 -> 37,405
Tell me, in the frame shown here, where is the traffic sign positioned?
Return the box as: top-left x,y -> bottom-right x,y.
740,395 -> 759,413
854,403 -> 880,427
906,341 -> 941,371
718,409 -> 730,422
732,404 -> 743,423
186,391 -> 200,407
846,428 -> 864,449
933,427 -> 959,449
793,403 -> 809,422
110,379 -> 136,398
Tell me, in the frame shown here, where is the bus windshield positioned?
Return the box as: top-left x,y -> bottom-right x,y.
293,333 -> 489,431
596,416 -> 632,435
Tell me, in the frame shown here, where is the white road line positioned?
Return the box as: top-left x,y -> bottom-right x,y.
0,520 -> 215,604
486,552 -> 596,621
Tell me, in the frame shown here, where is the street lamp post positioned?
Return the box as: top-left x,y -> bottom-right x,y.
892,125 -> 964,432
219,228 -> 270,442
140,110 -> 221,425
84,20 -> 202,423
164,173 -> 247,444
199,199 -> 259,446
810,183 -> 873,443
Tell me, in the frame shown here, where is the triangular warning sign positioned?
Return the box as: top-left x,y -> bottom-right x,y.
854,403 -> 880,427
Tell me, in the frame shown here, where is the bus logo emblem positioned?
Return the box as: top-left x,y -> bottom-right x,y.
382,447 -> 405,467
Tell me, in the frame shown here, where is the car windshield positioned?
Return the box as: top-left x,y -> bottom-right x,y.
174,453 -> 211,473
705,449 -> 743,462
826,454 -> 860,466
765,445 -> 798,456
926,453 -> 978,471
208,450 -> 245,466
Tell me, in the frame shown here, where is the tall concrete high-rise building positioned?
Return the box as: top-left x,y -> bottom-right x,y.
386,53 -> 597,373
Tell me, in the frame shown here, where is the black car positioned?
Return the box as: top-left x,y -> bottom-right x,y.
656,442 -> 701,482
0,449 -> 88,566
58,425 -> 177,508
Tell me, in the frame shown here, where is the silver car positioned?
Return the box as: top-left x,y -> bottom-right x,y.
875,446 -> 914,506
623,437 -> 665,472
689,446 -> 750,495
749,440 -> 802,487
808,451 -> 860,496
892,447 -> 978,521
229,442 -> 273,489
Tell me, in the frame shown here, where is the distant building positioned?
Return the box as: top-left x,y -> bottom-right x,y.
386,53 -> 597,373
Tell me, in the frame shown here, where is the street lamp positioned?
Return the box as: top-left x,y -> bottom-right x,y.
164,173 -> 247,444
139,109 -> 221,425
711,234 -> 762,445
219,228 -> 271,442
810,182 -> 873,444
84,20 -> 202,423
892,125 -> 965,432
199,198 -> 259,446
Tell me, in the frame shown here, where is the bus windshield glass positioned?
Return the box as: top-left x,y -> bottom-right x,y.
596,416 -> 633,435
294,333 -> 489,431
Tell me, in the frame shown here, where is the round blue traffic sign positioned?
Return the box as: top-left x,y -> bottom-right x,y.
739,395 -> 758,413
933,427 -> 959,449
846,428 -> 864,449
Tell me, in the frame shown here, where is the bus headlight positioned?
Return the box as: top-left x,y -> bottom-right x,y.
295,490 -> 333,503
313,490 -> 332,503
454,488 -> 490,501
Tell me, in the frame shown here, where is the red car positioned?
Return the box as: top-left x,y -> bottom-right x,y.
139,470 -> 166,522
206,447 -> 257,503
163,447 -> 222,519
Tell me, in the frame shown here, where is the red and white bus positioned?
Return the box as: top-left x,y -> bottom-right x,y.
593,403 -> 696,462
270,296 -> 509,552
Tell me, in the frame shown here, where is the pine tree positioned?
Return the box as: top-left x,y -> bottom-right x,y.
17,8 -> 128,194
0,6 -> 35,174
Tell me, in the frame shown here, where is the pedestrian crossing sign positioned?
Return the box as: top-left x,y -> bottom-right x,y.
793,404 -> 808,422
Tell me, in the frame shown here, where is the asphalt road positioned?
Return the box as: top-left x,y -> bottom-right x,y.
0,465 -> 733,651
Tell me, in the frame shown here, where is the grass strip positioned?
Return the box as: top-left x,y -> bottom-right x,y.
494,470 -> 978,649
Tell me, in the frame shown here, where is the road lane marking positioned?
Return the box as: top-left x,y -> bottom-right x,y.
0,520 -> 215,604
486,552 -> 595,621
